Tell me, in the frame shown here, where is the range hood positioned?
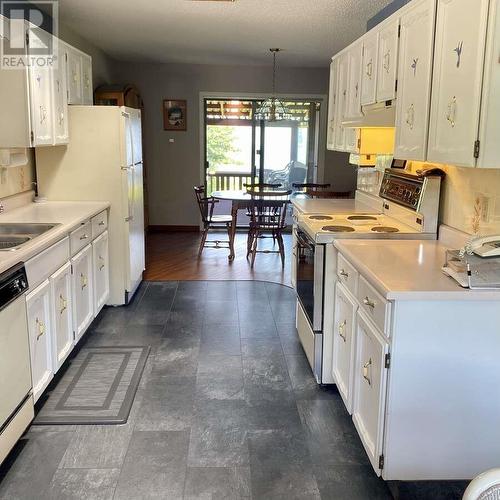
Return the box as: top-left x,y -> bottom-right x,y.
343,100 -> 396,128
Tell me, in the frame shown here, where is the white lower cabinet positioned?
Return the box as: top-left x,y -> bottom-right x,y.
71,244 -> 94,342
93,231 -> 110,315
26,280 -> 53,402
352,310 -> 389,475
50,262 -> 74,373
332,282 -> 358,413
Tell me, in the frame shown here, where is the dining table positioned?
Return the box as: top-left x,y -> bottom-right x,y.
211,189 -> 293,261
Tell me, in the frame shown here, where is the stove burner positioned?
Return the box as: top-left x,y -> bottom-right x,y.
347,215 -> 378,221
309,215 -> 334,221
322,225 -> 356,233
371,226 -> 400,233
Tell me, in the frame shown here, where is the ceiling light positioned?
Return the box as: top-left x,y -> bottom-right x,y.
255,49 -> 292,122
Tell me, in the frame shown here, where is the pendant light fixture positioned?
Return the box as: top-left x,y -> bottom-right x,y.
255,48 -> 292,122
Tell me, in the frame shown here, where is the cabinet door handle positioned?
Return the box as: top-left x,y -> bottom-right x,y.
39,105 -> 47,124
340,269 -> 349,279
81,273 -> 88,289
363,297 -> 375,309
98,220 -> 105,226
59,294 -> 67,315
406,104 -> 415,130
446,96 -> 457,128
338,320 -> 347,342
79,234 -> 89,241
363,358 -> 372,386
36,318 -> 45,340
383,51 -> 391,73
99,255 -> 105,271
366,60 -> 373,78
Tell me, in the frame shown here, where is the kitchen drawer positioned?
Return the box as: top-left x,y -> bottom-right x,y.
91,210 -> 108,239
357,275 -> 391,336
70,221 -> 92,256
26,236 -> 70,289
337,253 -> 359,296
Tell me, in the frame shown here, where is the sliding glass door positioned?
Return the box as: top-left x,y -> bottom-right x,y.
204,99 -> 320,194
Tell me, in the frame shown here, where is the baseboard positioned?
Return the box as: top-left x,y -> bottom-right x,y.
148,225 -> 200,233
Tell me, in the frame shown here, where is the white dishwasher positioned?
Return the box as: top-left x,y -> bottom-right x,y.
0,263 -> 34,465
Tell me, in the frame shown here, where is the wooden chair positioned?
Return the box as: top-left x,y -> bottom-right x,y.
243,182 -> 282,191
292,183 -> 331,197
246,190 -> 291,268
194,186 -> 233,258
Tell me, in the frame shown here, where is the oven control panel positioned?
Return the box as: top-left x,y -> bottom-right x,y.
379,171 -> 423,210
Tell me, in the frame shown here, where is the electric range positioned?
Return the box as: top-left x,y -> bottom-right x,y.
294,168 -> 444,384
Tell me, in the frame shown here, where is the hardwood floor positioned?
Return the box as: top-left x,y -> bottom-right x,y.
145,230 -> 292,284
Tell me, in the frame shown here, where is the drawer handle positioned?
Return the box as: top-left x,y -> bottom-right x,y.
363,358 -> 372,386
59,294 -> 67,315
79,234 -> 89,241
340,269 -> 349,279
81,273 -> 88,290
98,221 -> 105,226
363,297 -> 375,309
338,320 -> 347,342
36,318 -> 45,340
99,255 -> 105,271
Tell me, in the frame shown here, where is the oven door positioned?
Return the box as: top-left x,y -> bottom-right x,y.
295,229 -> 324,332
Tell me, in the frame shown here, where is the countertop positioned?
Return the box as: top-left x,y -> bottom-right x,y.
0,201 -> 110,275
291,197 -> 378,215
334,239 -> 500,301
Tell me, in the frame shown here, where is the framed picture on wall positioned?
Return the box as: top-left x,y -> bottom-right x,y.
163,99 -> 187,131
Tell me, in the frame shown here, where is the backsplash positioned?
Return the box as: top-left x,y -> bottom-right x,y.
0,150 -> 36,199
407,161 -> 500,236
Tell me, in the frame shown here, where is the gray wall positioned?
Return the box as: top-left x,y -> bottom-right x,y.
112,61 -> 356,226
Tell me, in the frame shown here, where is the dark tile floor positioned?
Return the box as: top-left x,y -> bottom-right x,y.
0,281 -> 469,500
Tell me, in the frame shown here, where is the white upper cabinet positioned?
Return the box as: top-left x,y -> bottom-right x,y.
52,41 -> 69,144
427,0 -> 490,167
395,0 -> 437,160
361,31 -> 379,105
27,29 -> 54,146
64,42 -> 93,105
65,42 -> 83,104
326,59 -> 338,150
81,54 -> 93,105
0,17 -> 92,148
334,53 -> 349,151
346,41 -> 363,120
376,18 -> 400,102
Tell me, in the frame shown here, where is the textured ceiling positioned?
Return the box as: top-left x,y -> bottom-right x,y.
58,0 -> 393,67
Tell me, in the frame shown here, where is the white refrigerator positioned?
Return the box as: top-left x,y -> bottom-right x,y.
35,106 -> 145,305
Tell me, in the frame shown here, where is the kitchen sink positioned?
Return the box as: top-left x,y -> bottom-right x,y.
0,223 -> 60,251
0,236 -> 32,250
0,223 -> 59,236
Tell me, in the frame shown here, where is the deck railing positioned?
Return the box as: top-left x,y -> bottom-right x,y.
207,171 -> 258,193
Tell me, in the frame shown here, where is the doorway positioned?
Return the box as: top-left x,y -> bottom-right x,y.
204,98 -> 321,197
